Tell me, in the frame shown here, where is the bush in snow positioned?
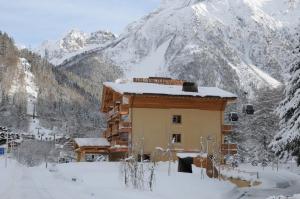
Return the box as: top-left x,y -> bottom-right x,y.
120,138 -> 156,191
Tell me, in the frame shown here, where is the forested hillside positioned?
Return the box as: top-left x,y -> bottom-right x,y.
0,31 -> 27,131
0,31 -> 123,137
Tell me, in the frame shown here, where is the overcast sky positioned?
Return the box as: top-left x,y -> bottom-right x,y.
0,0 -> 160,47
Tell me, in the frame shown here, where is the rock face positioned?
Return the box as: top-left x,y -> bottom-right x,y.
37,29 -> 116,65
57,0 -> 300,98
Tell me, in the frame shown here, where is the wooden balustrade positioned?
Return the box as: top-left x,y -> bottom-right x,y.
222,124 -> 233,135
115,140 -> 128,146
221,143 -> 238,155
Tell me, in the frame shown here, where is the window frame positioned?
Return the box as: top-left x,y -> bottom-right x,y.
172,115 -> 182,124
172,133 -> 182,143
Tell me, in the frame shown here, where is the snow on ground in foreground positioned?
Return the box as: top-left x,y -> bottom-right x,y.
224,163 -> 300,199
1,157 -> 300,199
266,194 -> 300,199
0,157 -> 233,199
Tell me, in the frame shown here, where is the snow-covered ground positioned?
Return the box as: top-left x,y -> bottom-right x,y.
266,194 -> 300,199
0,157 -> 233,199
1,157 -> 300,199
224,164 -> 300,199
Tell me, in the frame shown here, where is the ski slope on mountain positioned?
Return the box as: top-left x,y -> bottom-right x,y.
20,58 -> 59,141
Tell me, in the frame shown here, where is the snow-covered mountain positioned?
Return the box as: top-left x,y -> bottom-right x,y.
56,0 -> 300,98
37,29 -> 116,65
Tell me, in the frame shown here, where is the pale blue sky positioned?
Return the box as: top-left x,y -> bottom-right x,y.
0,0 -> 160,47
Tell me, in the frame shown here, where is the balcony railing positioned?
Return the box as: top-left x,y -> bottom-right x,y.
107,104 -> 129,121
119,121 -> 131,128
115,140 -> 128,146
119,122 -> 132,133
222,124 -> 233,135
221,143 -> 238,155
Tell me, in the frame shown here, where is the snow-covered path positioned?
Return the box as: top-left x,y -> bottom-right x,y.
0,162 -> 77,199
224,165 -> 300,199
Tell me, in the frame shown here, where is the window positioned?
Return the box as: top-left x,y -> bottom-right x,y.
172,134 -> 181,143
172,115 -> 181,124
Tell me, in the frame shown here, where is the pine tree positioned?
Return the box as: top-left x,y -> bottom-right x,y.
271,31 -> 300,164
229,87 -> 283,162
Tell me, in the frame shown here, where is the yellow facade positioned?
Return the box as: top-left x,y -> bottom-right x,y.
130,108 -> 224,155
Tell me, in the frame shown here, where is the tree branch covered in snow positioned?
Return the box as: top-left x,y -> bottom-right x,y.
270,28 -> 300,165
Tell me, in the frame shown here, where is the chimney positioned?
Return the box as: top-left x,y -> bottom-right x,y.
182,82 -> 198,92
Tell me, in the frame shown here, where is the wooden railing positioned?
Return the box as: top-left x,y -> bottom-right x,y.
115,140 -> 128,146
119,121 -> 131,128
222,124 -> 233,135
119,122 -> 132,133
221,144 -> 238,155
107,104 -> 129,120
119,104 -> 129,115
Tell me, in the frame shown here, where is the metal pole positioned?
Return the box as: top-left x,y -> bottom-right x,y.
5,131 -> 8,168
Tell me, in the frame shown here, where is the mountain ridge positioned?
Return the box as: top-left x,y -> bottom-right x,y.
37,29 -> 116,65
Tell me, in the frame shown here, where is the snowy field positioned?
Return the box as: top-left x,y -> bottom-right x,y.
0,157 -> 233,199
1,157 -> 300,199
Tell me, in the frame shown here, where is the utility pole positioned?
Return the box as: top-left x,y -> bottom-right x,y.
5,130 -> 8,168
36,127 -> 41,140
33,103 -> 36,119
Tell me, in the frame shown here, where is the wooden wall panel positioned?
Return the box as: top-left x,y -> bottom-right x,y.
131,95 -> 228,111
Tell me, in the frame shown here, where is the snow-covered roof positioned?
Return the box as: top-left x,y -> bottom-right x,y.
177,152 -> 207,158
103,82 -> 237,99
74,138 -> 110,147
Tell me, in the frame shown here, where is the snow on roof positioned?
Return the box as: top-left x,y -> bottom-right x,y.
104,82 -> 237,99
176,152 -> 207,158
74,138 -> 110,147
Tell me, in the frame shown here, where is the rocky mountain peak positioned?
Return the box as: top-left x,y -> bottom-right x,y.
36,29 -> 116,65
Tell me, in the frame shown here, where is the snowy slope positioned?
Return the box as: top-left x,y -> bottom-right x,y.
37,29 -> 116,65
102,0 -> 300,93
20,58 -> 60,141
55,0 -> 300,99
0,159 -> 234,199
1,158 -> 300,199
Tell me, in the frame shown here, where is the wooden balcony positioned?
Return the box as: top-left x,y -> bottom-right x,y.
221,143 -> 238,155
119,122 -> 132,133
102,130 -> 108,138
119,121 -> 131,128
222,124 -> 233,135
115,140 -> 128,146
109,147 -> 128,153
119,104 -> 129,115
107,105 -> 129,122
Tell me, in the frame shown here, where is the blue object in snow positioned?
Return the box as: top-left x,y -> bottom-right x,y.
0,147 -> 5,155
